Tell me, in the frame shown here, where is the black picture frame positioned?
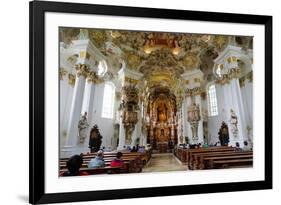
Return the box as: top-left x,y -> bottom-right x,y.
29,0 -> 272,204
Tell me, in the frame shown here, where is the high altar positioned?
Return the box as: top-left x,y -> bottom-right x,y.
146,89 -> 177,152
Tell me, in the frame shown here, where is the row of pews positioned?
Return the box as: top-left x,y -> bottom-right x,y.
60,149 -> 152,175
174,146 -> 253,170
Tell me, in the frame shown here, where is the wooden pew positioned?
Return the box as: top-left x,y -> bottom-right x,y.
207,155 -> 253,169
174,147 -> 189,163
60,166 -> 122,175
60,152 -> 144,174
62,150 -> 151,165
191,151 -> 252,169
188,149 -> 253,170
186,147 -> 236,165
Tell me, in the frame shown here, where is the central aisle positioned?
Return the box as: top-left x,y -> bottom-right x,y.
142,153 -> 187,173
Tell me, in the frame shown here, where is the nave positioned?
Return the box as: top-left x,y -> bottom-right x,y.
59,28 -> 254,176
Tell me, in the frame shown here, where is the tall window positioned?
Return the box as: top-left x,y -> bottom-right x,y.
101,82 -> 115,119
208,84 -> 218,116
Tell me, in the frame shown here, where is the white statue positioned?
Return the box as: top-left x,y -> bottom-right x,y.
187,103 -> 201,140
78,112 -> 89,144
230,109 -> 238,137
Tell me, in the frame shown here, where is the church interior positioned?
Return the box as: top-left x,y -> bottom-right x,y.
59,28 -> 253,175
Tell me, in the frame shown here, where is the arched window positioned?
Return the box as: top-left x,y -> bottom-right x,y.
208,84 -> 218,116
101,82 -> 115,119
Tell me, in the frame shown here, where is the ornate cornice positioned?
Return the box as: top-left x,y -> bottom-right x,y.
215,67 -> 241,85
185,87 -> 202,97
125,76 -> 139,85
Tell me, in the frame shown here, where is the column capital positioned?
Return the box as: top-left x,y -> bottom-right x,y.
59,67 -> 68,80
68,73 -> 76,87
215,67 -> 241,85
185,86 -> 203,97
86,71 -> 104,84
75,64 -> 90,78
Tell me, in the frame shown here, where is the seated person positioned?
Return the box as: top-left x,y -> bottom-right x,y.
136,144 -> 140,152
110,152 -> 124,167
234,142 -> 242,151
189,144 -> 196,149
138,146 -> 145,153
131,146 -> 137,152
88,150 -> 105,168
60,154 -> 89,176
242,141 -> 252,151
202,142 -> 209,148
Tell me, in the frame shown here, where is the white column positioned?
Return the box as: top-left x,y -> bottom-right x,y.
195,94 -> 204,144
117,122 -> 126,150
131,111 -> 140,147
81,80 -> 95,123
230,79 -> 247,145
61,72 -> 86,157
182,98 -> 188,143
185,96 -> 193,144
60,74 -> 74,147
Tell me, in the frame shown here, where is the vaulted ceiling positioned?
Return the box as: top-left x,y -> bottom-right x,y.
60,28 -> 252,87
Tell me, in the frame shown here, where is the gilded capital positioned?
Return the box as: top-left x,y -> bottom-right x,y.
59,68 -> 68,80
185,87 -> 202,97
86,71 -> 104,84
246,71 -> 253,83
68,73 -> 76,87
215,67 -> 240,85
75,64 -> 90,78
239,76 -> 246,87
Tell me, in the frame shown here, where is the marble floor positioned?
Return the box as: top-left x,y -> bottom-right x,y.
142,153 -> 187,173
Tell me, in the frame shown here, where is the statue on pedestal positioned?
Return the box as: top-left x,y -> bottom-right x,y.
89,124 -> 103,153
187,103 -> 201,140
230,109 -> 238,137
218,121 -> 229,146
78,112 -> 89,144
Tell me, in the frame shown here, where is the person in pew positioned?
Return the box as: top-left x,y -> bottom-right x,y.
131,146 -> 137,152
234,142 -> 242,151
202,142 -> 209,148
110,152 -> 124,167
138,146 -> 145,153
242,141 -> 252,151
126,145 -> 131,151
189,144 -> 196,149
88,150 -> 105,168
60,155 -> 89,177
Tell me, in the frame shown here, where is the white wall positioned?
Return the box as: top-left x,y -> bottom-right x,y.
207,78 -> 253,146
90,83 -> 115,148
0,0 -> 280,205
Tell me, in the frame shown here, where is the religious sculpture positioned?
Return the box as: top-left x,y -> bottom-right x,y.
88,124 -> 103,153
78,112 -> 89,144
218,121 -> 229,146
230,109 -> 238,137
187,103 -> 201,140
157,102 -> 167,122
